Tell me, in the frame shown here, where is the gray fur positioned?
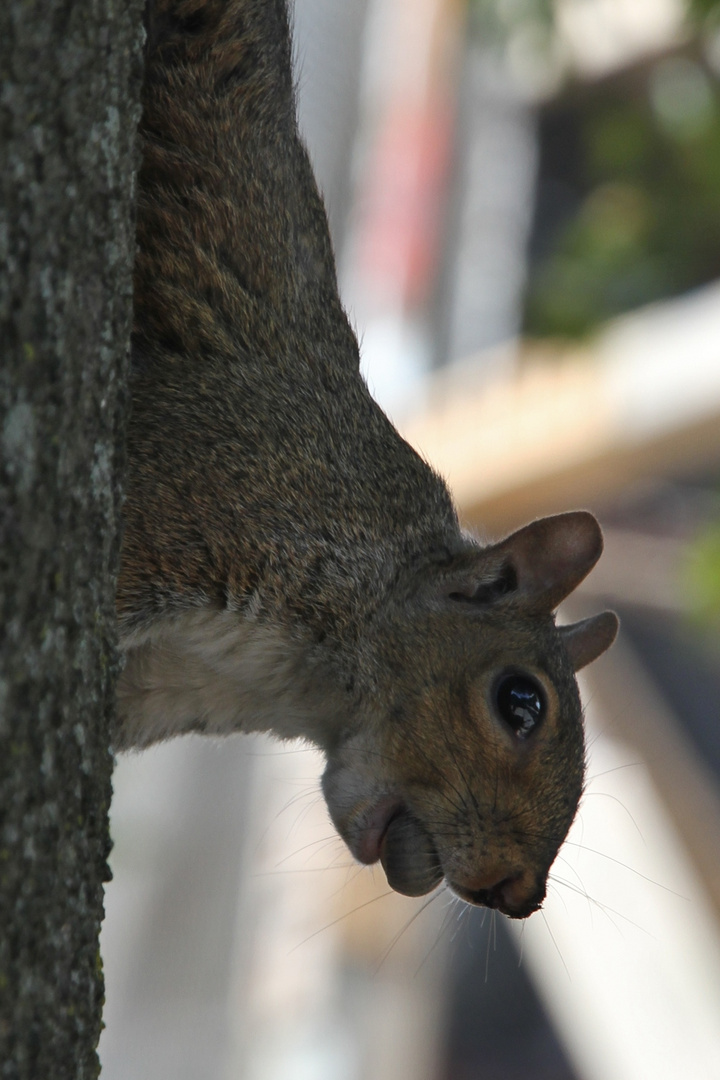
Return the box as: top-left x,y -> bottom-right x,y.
118,0 -> 617,917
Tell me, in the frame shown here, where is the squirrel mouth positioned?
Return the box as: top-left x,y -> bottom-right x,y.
354,797 -> 405,865
379,809 -> 444,897
353,799 -> 444,898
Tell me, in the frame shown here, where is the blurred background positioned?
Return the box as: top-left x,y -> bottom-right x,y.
100,1 -> 720,1077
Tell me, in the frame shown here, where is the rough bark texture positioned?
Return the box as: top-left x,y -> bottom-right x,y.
0,2 -> 144,1076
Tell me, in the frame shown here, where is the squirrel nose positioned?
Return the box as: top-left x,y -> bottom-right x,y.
454,869 -> 546,918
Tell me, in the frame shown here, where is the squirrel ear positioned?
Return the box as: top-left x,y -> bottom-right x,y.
495,511 -> 604,613
560,610 -> 619,671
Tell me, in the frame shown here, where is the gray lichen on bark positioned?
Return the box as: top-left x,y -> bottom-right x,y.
0,2 -> 144,1076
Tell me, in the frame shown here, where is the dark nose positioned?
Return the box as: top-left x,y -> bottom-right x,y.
453,870 -> 546,919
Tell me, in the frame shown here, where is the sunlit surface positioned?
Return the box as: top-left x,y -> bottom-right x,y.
401,282 -> 720,528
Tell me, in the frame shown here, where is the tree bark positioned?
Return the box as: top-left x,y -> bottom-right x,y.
0,2 -> 144,1076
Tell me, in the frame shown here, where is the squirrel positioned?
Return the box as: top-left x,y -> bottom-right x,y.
117,0 -> 618,919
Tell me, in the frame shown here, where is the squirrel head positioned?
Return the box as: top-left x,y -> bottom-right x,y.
321,511 -> 618,918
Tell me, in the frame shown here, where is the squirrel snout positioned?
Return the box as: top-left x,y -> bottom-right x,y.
451,868 -> 546,919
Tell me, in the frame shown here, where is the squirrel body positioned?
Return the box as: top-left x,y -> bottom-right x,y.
118,0 -> 618,918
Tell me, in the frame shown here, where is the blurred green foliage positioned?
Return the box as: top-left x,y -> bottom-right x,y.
525,54 -> 720,338
466,1 -> 720,338
466,0 -> 553,37
686,523 -> 720,625
690,0 -> 720,19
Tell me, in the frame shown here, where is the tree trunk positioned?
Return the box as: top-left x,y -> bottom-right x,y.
0,2 -> 144,1076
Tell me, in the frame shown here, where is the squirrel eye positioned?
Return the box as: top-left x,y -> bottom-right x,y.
494,674 -> 546,739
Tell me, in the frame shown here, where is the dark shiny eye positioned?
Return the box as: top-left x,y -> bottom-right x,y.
494,674 -> 546,739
